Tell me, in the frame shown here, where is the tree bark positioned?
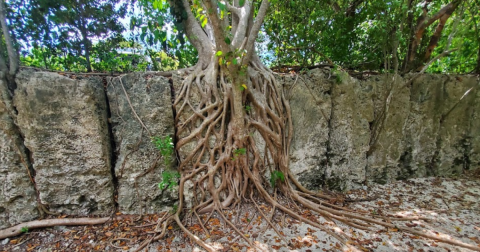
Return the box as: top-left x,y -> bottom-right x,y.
0,0 -> 18,76
476,45 -> 480,74
404,0 -> 462,72
423,0 -> 461,62
80,28 -> 92,72
0,37 -> 8,73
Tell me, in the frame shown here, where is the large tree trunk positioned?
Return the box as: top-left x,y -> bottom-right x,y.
78,16 -> 92,73
0,0 -> 18,78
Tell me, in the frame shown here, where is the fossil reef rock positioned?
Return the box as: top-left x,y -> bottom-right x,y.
0,69 -> 478,228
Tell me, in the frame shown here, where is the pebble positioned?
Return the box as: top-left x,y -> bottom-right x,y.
2,238 -> 9,245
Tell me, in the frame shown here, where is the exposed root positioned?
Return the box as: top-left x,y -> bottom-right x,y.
0,217 -> 120,239
141,57 -> 480,252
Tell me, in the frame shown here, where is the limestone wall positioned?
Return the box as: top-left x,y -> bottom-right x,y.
285,69 -> 480,190
0,69 -> 478,228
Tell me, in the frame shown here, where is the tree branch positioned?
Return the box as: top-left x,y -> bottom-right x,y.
0,217 -> 125,239
232,0 -> 252,47
406,0 -> 462,72
243,0 -> 269,65
172,0 -> 213,63
418,48 -> 458,73
203,0 -> 229,52
423,0 -> 462,62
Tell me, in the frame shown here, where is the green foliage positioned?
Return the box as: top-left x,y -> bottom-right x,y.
132,0 -> 197,69
158,171 -> 180,191
231,148 -> 247,161
264,0 -> 479,73
8,0 -> 480,74
270,170 -> 285,188
152,136 -> 178,192
233,148 -> 246,156
11,0 -> 127,72
151,136 -> 174,166
20,226 -> 29,233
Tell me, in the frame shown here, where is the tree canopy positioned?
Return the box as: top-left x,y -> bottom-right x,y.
0,0 -> 477,74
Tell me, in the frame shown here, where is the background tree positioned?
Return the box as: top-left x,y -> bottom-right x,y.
131,0 -> 198,70
263,0 -> 478,73
12,0 -> 127,72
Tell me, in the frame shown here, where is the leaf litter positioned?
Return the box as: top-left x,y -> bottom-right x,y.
0,172 -> 479,252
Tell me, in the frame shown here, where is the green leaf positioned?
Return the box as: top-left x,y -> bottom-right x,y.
21,226 -> 29,233
216,51 -> 223,57
239,0 -> 245,7
224,37 -> 231,45
201,16 -> 208,27
270,171 -> 285,188
157,16 -> 164,26
218,2 -> 226,11
232,58 -> 238,65
233,148 -> 246,156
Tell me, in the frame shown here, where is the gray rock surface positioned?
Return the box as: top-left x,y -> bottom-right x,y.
366,74 -> 411,183
286,70 -> 480,191
0,77 -> 39,229
13,71 -> 114,215
280,69 -> 332,190
324,72 -> 371,190
107,73 -> 176,214
434,76 -> 477,176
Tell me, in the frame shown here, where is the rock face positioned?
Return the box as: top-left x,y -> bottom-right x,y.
324,72 -> 371,190
279,69 -> 332,189
107,73 -> 177,214
1,69 -> 479,228
287,70 -> 480,190
13,71 -> 114,215
366,74 -> 411,183
0,77 -> 39,229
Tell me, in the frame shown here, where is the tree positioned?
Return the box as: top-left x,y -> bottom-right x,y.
132,1 -> 480,252
14,0 -> 127,72
263,0 -> 476,74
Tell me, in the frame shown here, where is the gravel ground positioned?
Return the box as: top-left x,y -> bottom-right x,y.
1,172 -> 479,252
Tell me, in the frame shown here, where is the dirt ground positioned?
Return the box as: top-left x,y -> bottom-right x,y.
1,172 -> 479,252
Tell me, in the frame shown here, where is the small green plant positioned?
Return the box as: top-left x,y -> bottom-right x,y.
159,171 -> 180,191
270,170 -> 285,188
231,148 -> 247,160
21,226 -> 29,233
152,136 -> 174,166
233,148 -> 246,156
245,105 -> 251,112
